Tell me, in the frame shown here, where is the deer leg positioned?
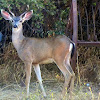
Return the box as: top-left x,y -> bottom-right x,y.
25,62 -> 32,97
65,64 -> 75,100
69,73 -> 75,99
56,63 -> 72,100
55,52 -> 74,99
34,64 -> 46,97
62,68 -> 72,99
65,55 -> 75,99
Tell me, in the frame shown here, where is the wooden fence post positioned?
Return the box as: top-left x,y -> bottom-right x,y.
71,0 -> 78,71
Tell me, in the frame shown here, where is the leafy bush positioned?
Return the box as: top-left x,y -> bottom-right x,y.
0,0 -> 69,37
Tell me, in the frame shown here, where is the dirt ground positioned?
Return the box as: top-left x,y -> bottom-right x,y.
0,81 -> 99,100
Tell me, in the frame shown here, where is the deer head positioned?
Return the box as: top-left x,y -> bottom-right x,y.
1,9 -> 33,28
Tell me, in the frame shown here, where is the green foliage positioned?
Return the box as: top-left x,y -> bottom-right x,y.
92,2 -> 96,6
0,0 -> 69,36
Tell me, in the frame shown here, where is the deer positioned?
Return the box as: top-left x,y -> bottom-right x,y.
1,8 -> 75,99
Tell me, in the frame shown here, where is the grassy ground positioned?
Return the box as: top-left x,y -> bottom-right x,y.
0,81 -> 100,100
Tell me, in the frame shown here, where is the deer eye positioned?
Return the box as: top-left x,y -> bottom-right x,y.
11,20 -> 14,22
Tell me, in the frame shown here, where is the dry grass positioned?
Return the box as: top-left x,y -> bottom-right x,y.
0,82 -> 99,100
0,43 -> 100,100
77,46 -> 100,83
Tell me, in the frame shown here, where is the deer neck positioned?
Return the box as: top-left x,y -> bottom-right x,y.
12,25 -> 25,51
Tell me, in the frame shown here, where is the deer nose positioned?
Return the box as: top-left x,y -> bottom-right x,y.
13,25 -> 17,28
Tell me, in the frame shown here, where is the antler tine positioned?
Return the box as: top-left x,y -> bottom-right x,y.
8,5 -> 15,16
20,5 -> 29,17
26,5 -> 29,11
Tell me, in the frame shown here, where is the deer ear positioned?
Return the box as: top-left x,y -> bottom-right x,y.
22,10 -> 33,21
1,9 -> 12,20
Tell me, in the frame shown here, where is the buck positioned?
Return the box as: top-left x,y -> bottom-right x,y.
1,9 -> 75,99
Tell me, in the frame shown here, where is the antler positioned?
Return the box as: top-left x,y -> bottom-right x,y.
20,5 -> 30,17
8,5 -> 15,16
